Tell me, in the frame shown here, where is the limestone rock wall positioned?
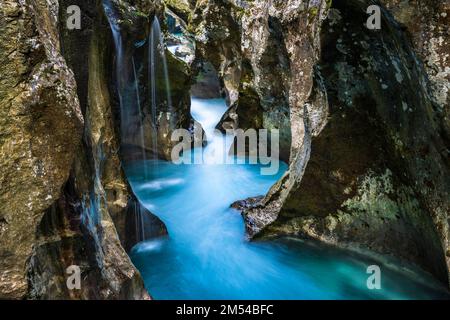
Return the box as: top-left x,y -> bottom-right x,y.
189,0 -> 315,161
0,0 -> 166,299
383,0 -> 449,141
0,0 -> 84,298
239,0 -> 450,286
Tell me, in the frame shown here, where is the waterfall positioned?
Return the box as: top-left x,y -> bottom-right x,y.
140,208 -> 146,241
132,57 -> 149,179
149,19 -> 157,127
103,2 -> 178,243
132,202 -> 146,242
149,17 -> 174,140
103,0 -> 155,243
103,0 -> 127,139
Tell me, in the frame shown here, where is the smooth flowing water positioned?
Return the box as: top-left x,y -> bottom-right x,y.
127,98 -> 449,300
149,17 -> 173,125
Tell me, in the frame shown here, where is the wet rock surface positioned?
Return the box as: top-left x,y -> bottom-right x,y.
182,0 -> 449,287
26,175 -> 151,300
0,0 -> 168,299
0,0 -> 83,299
1,0 -> 449,299
101,0 -> 202,161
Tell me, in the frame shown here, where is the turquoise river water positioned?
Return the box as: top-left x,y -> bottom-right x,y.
127,98 -> 449,300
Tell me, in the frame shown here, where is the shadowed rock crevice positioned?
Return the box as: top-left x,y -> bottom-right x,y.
241,0 -> 450,286
26,175 -> 150,300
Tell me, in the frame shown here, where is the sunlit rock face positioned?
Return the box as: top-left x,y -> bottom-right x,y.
0,0 -> 83,298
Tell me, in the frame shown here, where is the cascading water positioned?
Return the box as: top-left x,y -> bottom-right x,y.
149,17 -> 174,134
126,97 -> 450,300
132,57 -> 149,179
149,18 -> 157,127
132,58 -> 148,242
103,0 -> 153,242
103,0 -> 127,137
104,1 -> 450,299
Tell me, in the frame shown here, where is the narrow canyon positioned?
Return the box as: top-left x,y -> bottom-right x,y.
0,0 -> 449,299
